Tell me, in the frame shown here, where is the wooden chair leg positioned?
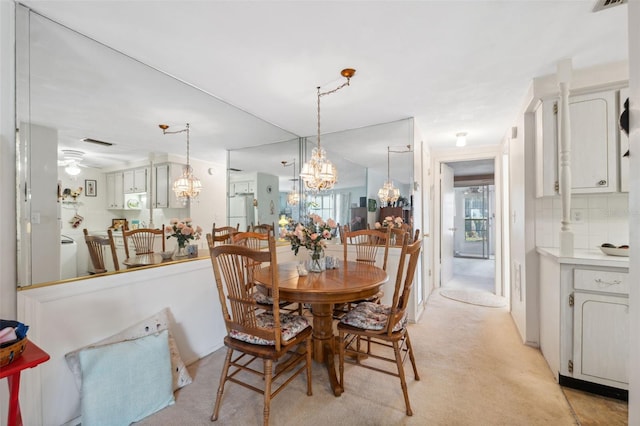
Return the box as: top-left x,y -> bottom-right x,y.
211,348 -> 233,421
338,330 -> 345,389
263,359 -> 273,425
405,332 -> 420,380
306,336 -> 313,396
393,341 -> 413,416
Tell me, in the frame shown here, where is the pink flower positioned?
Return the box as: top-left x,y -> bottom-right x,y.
394,217 -> 403,224
322,230 -> 331,238
310,233 -> 319,240
177,222 -> 185,229
165,226 -> 173,233
375,222 -> 382,229
327,219 -> 337,228
183,217 -> 192,223
196,225 -> 203,234
170,218 -> 179,224
181,226 -> 193,236
385,216 -> 393,222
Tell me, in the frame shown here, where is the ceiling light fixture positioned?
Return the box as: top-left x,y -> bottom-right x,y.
377,146 -> 401,207
456,132 -> 467,147
282,160 -> 299,206
300,68 -> 356,192
61,149 -> 84,176
159,123 -> 202,205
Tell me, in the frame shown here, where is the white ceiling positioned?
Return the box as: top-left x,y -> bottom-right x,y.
19,0 -> 629,183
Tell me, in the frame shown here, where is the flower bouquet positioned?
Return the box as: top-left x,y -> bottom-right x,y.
285,214 -> 337,272
375,215 -> 404,229
165,218 -> 203,257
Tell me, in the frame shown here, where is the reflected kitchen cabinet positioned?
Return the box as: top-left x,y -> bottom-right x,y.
123,167 -> 148,194
106,172 -> 124,209
154,163 -> 186,208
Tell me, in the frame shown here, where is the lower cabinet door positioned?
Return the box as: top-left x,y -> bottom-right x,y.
573,292 -> 629,387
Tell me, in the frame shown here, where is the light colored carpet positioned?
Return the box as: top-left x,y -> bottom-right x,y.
137,291 -> 577,425
440,288 -> 507,308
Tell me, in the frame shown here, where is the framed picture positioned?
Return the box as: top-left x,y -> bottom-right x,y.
112,218 -> 127,230
85,179 -> 97,197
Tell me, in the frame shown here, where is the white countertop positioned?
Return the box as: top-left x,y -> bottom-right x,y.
537,247 -> 630,269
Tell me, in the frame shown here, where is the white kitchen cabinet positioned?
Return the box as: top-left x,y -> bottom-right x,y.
123,167 -> 148,194
537,248 -> 629,396
534,89 -> 619,196
105,172 -> 124,209
572,291 -> 629,387
232,181 -> 255,195
153,163 -> 186,208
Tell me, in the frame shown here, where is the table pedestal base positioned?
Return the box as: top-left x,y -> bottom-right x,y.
311,303 -> 343,396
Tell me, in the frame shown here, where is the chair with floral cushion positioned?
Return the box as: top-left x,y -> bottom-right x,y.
338,233 -> 422,416
210,223 -> 239,246
208,235 -> 312,425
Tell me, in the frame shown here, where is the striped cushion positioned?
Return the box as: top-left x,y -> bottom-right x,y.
230,312 -> 309,345
340,302 -> 406,332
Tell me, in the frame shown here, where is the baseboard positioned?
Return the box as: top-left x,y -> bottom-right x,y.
559,375 -> 628,401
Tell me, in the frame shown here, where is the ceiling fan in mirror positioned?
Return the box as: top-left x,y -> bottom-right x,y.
58,149 -> 86,176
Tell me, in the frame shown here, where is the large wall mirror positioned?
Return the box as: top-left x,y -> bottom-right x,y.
228,118 -> 415,238
16,5 -> 297,286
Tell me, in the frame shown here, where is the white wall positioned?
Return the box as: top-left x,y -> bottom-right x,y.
16,259 -> 222,426
0,0 -> 16,318
627,1 -> 639,423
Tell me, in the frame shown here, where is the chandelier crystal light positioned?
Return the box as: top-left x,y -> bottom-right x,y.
378,146 -> 400,206
159,123 -> 203,205
282,160 -> 300,206
300,68 -> 356,192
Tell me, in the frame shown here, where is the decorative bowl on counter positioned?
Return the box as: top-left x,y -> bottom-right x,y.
160,251 -> 174,260
599,244 -> 629,257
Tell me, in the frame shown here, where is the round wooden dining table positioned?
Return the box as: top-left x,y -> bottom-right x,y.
253,261 -> 388,396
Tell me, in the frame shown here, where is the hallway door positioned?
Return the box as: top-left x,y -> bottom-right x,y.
440,163 -> 455,285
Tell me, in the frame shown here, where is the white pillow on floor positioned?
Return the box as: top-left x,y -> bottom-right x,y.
65,307 -> 192,392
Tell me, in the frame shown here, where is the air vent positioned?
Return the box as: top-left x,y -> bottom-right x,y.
228,168 -> 242,172
593,0 -> 626,12
82,138 -> 114,146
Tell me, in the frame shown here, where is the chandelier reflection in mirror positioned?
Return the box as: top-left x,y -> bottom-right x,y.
159,123 -> 203,205
378,145 -> 412,207
300,68 -> 356,192
282,160 -> 299,205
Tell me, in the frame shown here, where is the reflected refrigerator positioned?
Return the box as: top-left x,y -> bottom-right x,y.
229,195 -> 255,232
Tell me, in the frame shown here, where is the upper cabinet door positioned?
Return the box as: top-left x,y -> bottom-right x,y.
568,90 -> 618,194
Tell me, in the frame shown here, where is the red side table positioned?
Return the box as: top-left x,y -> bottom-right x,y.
0,340 -> 50,426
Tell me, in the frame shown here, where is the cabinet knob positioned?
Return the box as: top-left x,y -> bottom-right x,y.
597,180 -> 607,186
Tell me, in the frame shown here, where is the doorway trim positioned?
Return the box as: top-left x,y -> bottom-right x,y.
432,145 -> 504,297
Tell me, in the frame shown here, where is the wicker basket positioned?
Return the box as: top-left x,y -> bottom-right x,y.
0,337 -> 28,367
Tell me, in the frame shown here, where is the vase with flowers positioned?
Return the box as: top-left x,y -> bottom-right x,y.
165,218 -> 203,258
285,214 -> 337,272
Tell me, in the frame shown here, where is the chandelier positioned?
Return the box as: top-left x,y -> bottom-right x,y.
300,68 -> 356,192
159,123 -> 203,205
282,160 -> 299,206
378,146 -> 400,206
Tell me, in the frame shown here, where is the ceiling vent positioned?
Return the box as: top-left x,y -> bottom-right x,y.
592,0 -> 627,12
82,137 -> 114,146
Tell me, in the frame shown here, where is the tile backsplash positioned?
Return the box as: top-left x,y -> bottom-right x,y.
535,193 -> 629,249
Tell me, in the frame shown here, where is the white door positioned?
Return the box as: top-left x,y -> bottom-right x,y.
440,163 -> 455,286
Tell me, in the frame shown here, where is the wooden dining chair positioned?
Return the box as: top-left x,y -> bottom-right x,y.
83,228 -> 119,273
338,233 -> 422,416
122,226 -> 165,258
342,225 -> 392,271
230,231 -> 302,314
208,235 -> 312,425
249,222 -> 275,236
337,225 -> 392,314
210,223 -> 239,246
